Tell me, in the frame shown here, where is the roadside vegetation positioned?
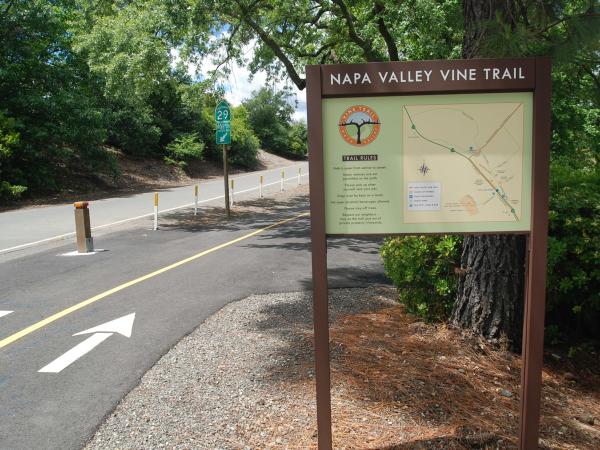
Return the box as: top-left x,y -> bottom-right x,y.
0,1 -> 306,203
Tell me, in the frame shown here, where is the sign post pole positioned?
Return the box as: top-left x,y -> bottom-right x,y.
215,100 -> 232,218
223,144 -> 230,218
518,56 -> 551,450
307,65 -> 333,450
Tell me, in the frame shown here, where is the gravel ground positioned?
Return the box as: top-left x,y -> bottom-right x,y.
85,286 -> 396,450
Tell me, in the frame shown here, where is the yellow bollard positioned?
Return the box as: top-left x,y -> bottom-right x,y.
259,175 -> 264,198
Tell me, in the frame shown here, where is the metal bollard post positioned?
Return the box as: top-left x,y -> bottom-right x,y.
259,175 -> 263,198
281,170 -> 284,192
230,179 -> 235,205
194,184 -> 199,216
153,192 -> 158,230
74,202 -> 94,253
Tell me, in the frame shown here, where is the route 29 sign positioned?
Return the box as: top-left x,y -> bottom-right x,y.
306,57 -> 551,450
215,100 -> 232,145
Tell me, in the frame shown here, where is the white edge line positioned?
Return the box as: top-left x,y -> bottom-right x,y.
0,171 -> 309,255
0,311 -> 14,318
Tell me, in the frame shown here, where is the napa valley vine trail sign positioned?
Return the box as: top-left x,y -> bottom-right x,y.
307,58 -> 551,450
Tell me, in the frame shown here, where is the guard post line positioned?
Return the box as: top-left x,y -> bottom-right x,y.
306,57 -> 551,450
259,175 -> 264,198
74,201 -> 94,253
298,166 -> 302,186
194,184 -> 199,216
153,192 -> 158,230
280,170 -> 285,192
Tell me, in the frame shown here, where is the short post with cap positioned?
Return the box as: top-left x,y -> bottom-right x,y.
74,202 -> 94,253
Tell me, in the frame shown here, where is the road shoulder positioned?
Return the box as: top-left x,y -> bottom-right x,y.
84,286 -> 395,449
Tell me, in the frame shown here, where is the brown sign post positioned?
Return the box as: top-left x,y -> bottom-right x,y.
307,57 -> 551,449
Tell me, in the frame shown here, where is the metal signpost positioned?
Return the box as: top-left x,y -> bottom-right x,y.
306,57 -> 551,450
215,100 -> 232,217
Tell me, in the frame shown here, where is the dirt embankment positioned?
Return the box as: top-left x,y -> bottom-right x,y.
1,149 -> 300,211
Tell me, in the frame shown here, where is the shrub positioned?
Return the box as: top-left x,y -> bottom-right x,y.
0,112 -> 27,200
546,163 -> 600,341
287,121 -> 308,158
230,125 -> 260,168
380,235 -> 462,321
165,133 -> 205,167
243,87 -> 298,157
0,181 -> 27,200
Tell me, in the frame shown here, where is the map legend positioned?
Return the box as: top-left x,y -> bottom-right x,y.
407,182 -> 441,211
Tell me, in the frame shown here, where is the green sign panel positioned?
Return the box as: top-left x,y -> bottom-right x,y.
323,92 -> 533,234
215,100 -> 232,123
216,129 -> 231,145
215,100 -> 232,145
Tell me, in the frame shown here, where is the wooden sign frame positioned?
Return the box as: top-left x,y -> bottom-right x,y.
306,57 -> 551,450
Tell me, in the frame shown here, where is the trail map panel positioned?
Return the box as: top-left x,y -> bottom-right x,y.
403,101 -> 525,223
322,92 -> 533,235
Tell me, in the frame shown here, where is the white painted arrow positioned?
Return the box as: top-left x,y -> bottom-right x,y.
0,311 -> 13,319
39,313 -> 135,374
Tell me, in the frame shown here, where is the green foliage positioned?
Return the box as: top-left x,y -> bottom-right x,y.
73,3 -> 214,157
380,236 -> 462,321
0,181 -> 27,201
0,0 -> 217,197
546,164 -> 600,341
229,106 -> 260,168
165,133 -> 205,167
244,87 -> 305,158
0,0 -> 111,196
288,121 -> 308,158
0,112 -> 25,200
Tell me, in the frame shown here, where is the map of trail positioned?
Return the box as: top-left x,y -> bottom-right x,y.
402,102 -> 525,224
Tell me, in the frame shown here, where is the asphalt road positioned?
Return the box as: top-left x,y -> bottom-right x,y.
0,162 -> 308,254
0,192 -> 387,450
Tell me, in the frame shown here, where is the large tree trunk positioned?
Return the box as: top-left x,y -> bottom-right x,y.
451,0 -> 526,349
451,235 -> 525,345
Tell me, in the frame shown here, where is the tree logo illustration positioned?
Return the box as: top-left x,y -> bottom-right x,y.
338,105 -> 381,146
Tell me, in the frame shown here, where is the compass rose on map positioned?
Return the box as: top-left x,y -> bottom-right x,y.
418,162 -> 430,176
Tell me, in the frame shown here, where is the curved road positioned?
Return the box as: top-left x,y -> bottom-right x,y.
0,190 -> 387,449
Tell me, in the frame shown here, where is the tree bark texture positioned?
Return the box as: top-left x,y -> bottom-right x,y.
454,0 -> 526,349
462,0 -> 517,59
451,235 -> 525,346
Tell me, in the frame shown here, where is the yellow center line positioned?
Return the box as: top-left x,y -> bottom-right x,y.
0,212 -> 309,350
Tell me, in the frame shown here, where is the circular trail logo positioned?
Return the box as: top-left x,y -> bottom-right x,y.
338,105 -> 381,146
